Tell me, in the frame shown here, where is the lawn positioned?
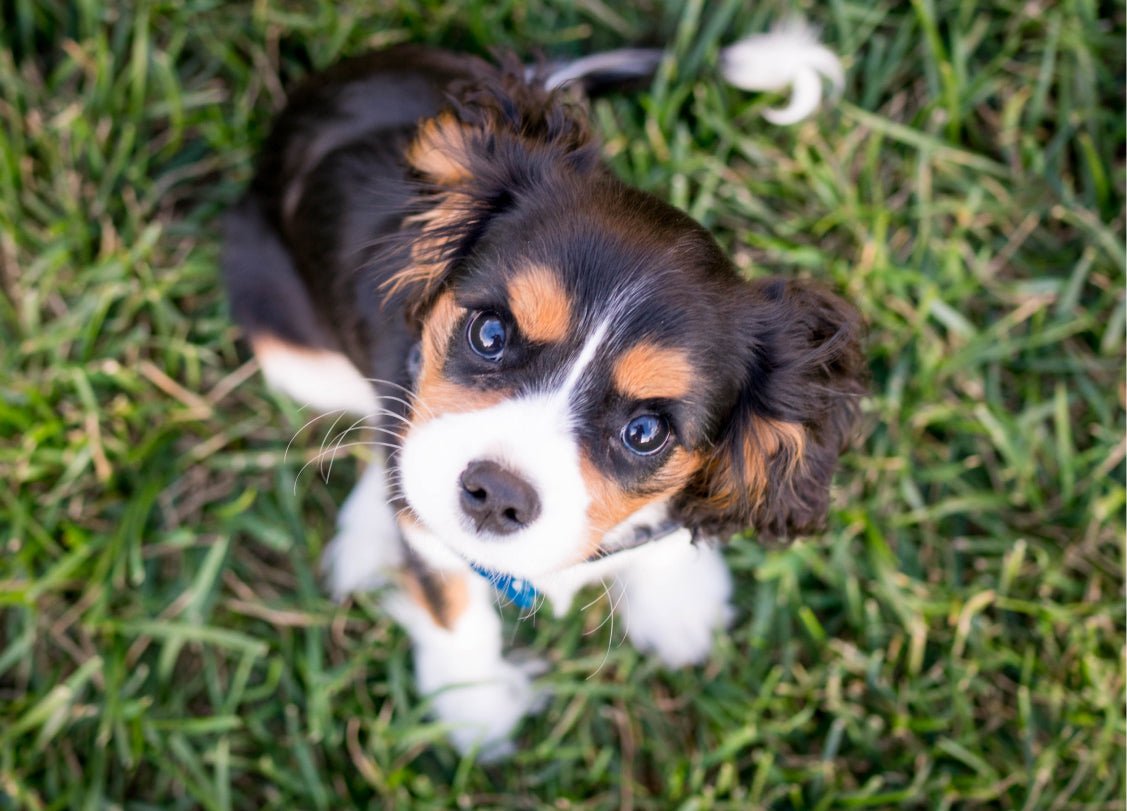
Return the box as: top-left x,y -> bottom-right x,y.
1,1 -> 1123,808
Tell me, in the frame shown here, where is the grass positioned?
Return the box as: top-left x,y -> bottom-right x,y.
0,0 -> 1123,808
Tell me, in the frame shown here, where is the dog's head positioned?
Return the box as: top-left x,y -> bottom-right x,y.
392,63 -> 866,579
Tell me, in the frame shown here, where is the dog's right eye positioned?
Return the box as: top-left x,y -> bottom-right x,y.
467,311 -> 507,361
622,414 -> 670,456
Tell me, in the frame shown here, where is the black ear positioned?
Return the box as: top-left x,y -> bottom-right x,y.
384,56 -> 601,322
672,278 -> 866,541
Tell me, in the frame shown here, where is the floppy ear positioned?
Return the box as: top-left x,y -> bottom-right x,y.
384,56 -> 601,321
672,279 -> 866,541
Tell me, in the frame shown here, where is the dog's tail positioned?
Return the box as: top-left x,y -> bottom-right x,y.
540,18 -> 843,126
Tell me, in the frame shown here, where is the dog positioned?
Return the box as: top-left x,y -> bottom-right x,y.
222,23 -> 865,758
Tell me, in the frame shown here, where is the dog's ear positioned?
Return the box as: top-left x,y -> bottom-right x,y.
672,279 -> 866,542
385,57 -> 600,321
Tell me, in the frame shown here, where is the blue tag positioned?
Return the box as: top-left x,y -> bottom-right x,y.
470,564 -> 539,610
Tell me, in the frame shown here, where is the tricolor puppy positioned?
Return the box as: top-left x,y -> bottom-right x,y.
223,25 -> 865,758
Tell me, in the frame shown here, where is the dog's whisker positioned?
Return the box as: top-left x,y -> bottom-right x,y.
585,578 -> 621,681
330,416 -> 381,446
294,440 -> 408,486
331,423 -> 407,443
367,392 -> 426,421
323,415 -> 389,479
362,405 -> 416,427
608,574 -> 630,652
359,375 -> 423,402
315,410 -> 351,480
285,408 -> 348,469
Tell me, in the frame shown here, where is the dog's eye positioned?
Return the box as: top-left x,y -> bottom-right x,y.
467,311 -> 507,361
622,414 -> 670,456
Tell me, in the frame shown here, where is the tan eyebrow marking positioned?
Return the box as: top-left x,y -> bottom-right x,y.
613,343 -> 694,401
507,264 -> 572,343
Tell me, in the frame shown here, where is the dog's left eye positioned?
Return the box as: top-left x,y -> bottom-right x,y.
467,311 -> 507,360
622,414 -> 670,456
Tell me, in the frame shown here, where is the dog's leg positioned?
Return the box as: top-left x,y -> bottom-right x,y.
321,462 -> 404,598
323,474 -> 540,758
385,541 -> 544,760
224,197 -> 381,416
252,336 -> 379,416
610,539 -> 734,669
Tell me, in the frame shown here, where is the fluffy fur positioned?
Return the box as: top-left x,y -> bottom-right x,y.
223,31 -> 865,757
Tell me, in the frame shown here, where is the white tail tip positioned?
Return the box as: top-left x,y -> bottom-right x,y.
719,18 -> 844,125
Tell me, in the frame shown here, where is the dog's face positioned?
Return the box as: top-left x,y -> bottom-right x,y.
393,68 -> 865,579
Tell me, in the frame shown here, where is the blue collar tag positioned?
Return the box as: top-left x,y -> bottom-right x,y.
470,564 -> 539,609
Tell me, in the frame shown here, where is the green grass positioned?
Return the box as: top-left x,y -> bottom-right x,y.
1,0 -> 1123,808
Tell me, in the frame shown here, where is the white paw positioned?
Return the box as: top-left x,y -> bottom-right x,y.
386,576 -> 546,760
320,464 -> 402,600
614,541 -> 733,669
421,654 -> 546,761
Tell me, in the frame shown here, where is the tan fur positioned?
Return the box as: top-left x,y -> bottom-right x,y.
613,343 -> 694,401
701,417 -> 807,512
581,448 -> 702,554
743,418 -> 806,502
406,112 -> 474,185
400,568 -> 470,630
419,292 -> 463,372
380,195 -> 472,303
413,291 -> 509,420
382,114 -> 481,302
507,264 -> 572,343
419,378 -> 509,419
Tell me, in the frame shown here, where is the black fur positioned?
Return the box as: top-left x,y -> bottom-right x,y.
671,280 -> 867,540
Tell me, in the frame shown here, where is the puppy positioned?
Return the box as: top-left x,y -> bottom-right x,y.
223,27 -> 865,758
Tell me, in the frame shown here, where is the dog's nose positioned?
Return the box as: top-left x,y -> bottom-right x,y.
459,460 -> 541,535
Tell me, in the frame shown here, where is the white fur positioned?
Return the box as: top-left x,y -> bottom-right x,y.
543,49 -> 663,90
398,317 -> 615,579
398,394 -> 590,577
611,539 -> 734,668
321,462 -> 403,600
384,574 -> 544,759
719,19 -> 844,125
253,337 -> 379,415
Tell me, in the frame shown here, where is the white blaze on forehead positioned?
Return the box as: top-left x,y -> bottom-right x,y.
398,302 -> 633,578
555,315 -> 612,402
547,284 -> 643,407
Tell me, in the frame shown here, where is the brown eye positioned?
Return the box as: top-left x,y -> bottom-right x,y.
467,311 -> 507,361
622,414 -> 670,456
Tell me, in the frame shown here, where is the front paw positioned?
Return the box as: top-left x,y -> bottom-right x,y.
615,542 -> 734,669
320,465 -> 402,600
420,654 -> 547,760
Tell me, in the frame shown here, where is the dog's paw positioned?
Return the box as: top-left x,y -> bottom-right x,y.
320,464 -> 402,600
614,542 -> 733,669
420,652 -> 547,760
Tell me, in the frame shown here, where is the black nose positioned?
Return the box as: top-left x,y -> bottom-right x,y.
459,460 -> 541,536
